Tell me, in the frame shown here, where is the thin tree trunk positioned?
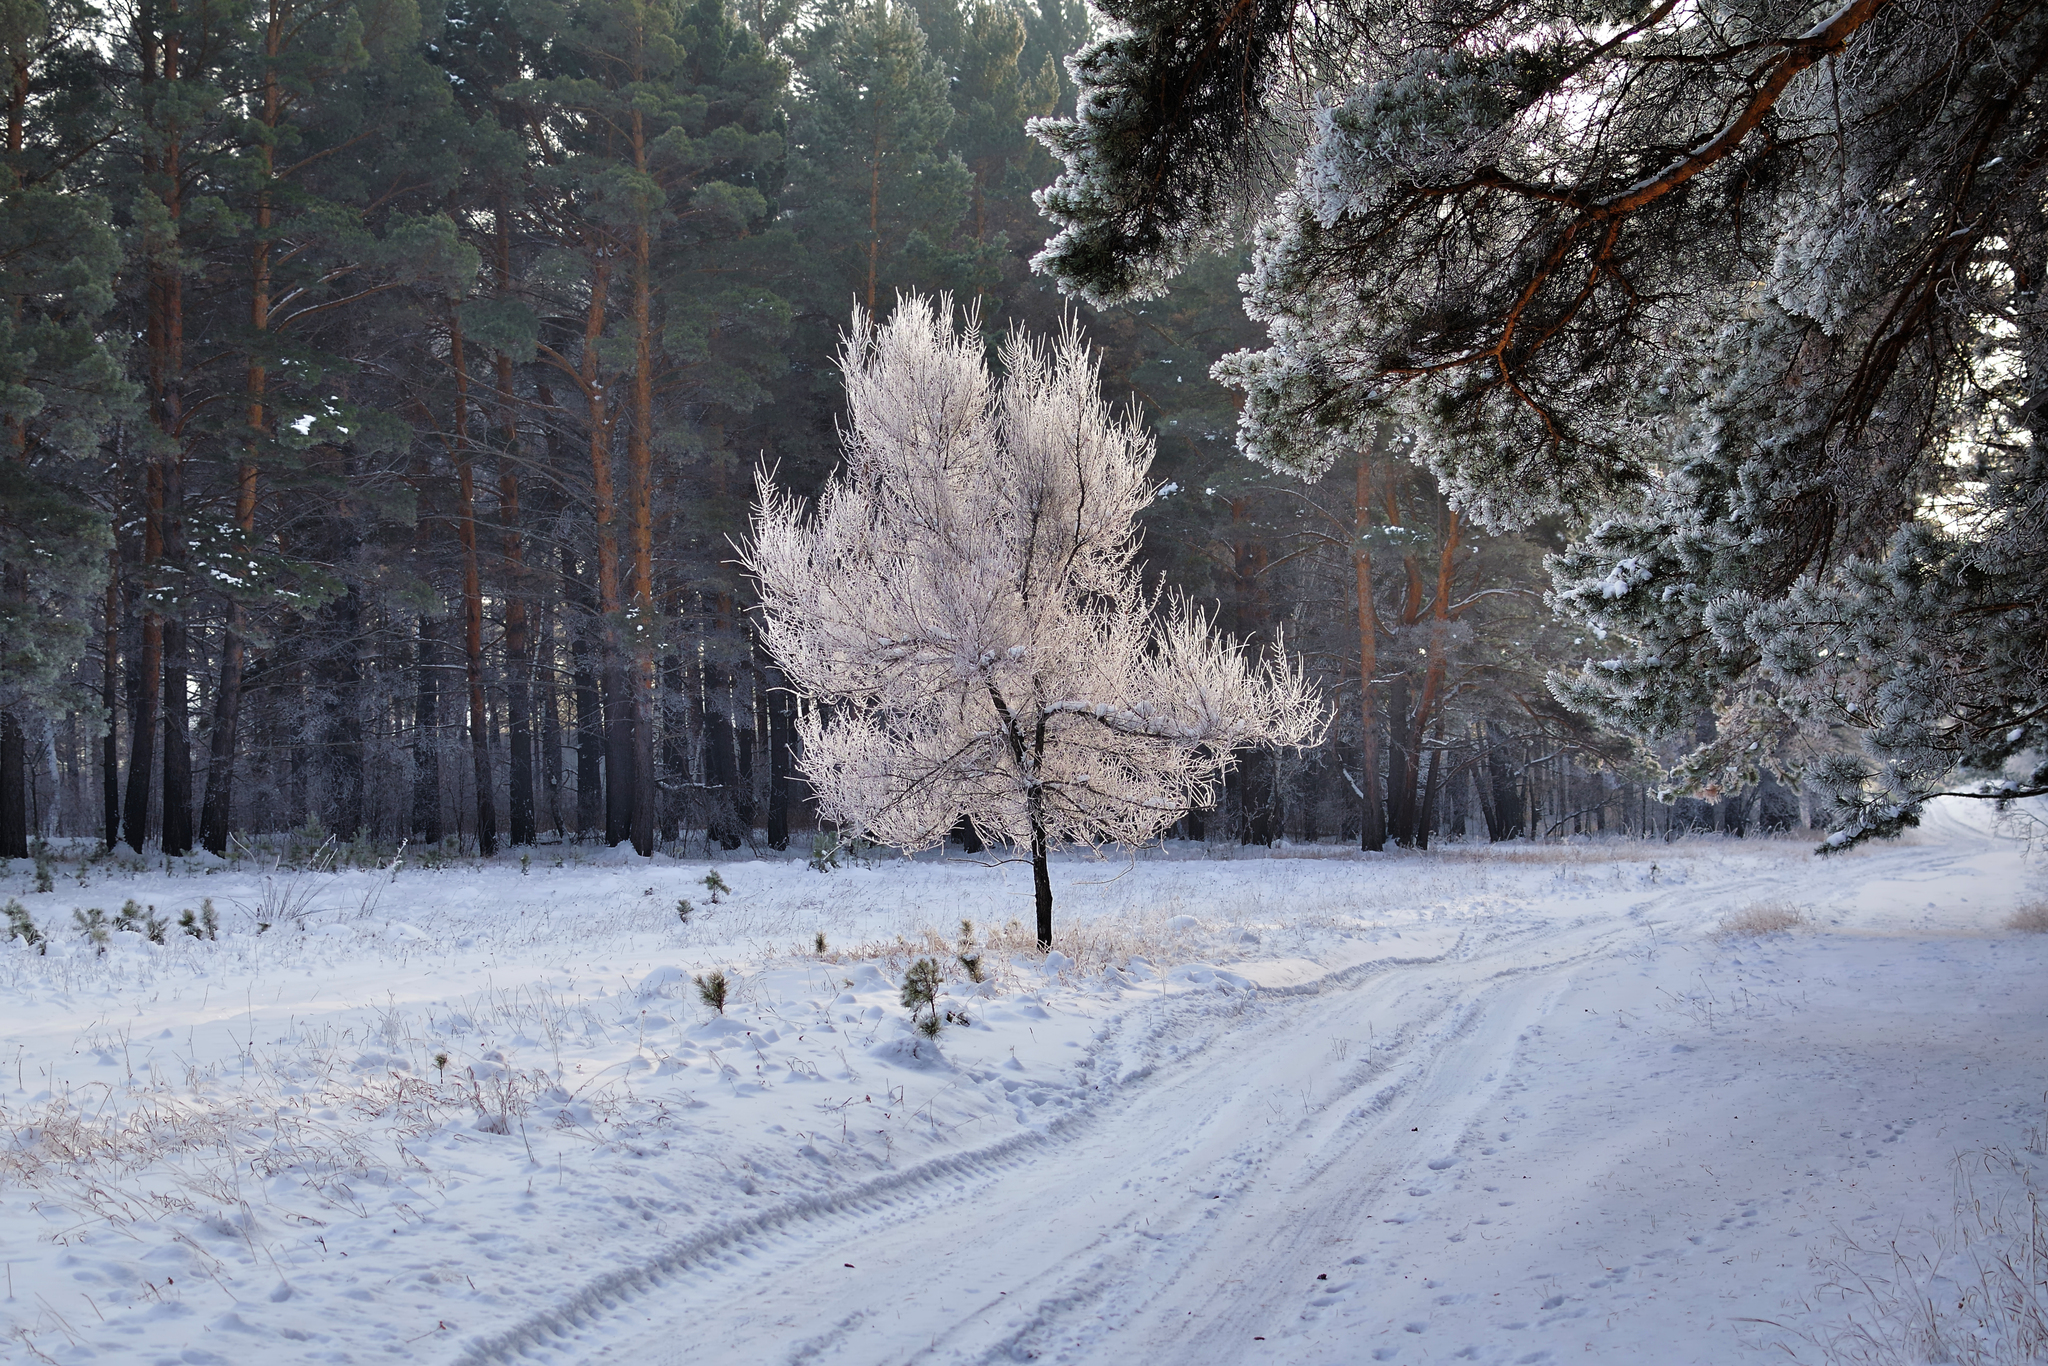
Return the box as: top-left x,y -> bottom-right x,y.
1030,713 -> 1051,947
496,199 -> 534,847
102,550 -> 120,849
563,546 -> 604,838
866,122 -> 883,311
1354,456 -> 1384,850
160,447 -> 191,856
201,1 -> 280,857
412,615 -> 441,843
540,600 -> 565,837
0,711 -> 24,858
123,461 -> 164,854
625,109 -> 658,857
574,257 -> 633,848
1415,719 -> 1446,850
766,662 -> 791,851
450,308 -> 498,855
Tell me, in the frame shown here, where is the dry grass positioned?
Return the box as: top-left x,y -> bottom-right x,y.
1798,1147 -> 2047,1365
821,908 -> 1202,988
1715,899 -> 1807,939
2005,902 -> 2048,933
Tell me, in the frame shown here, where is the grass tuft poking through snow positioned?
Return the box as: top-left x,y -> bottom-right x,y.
1797,1146 -> 2047,1366
2005,901 -> 2048,933
1716,898 -> 1807,939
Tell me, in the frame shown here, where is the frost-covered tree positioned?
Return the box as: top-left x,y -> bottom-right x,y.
1031,0 -> 2048,846
746,297 -> 1323,944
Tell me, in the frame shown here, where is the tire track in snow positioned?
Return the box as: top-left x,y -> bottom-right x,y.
445,933 -> 1498,1366
953,919 -> 1633,1366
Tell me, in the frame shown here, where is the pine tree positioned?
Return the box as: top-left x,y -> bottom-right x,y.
1033,0 -> 2048,843
788,1 -> 968,313
0,0 -> 128,856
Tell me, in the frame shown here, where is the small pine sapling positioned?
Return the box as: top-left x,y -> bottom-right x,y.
32,844 -> 53,894
3,899 -> 42,952
814,930 -> 828,955
179,899 -> 220,940
114,900 -> 170,943
901,957 -> 945,1038
695,969 -> 730,1014
808,832 -> 842,872
73,907 -> 109,953
702,870 -> 730,905
676,898 -> 695,923
956,919 -> 985,983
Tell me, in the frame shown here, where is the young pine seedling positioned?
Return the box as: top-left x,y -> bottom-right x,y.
179,899 -> 219,941
814,930 -> 828,956
3,899 -> 43,952
901,958 -> 945,1039
32,845 -> 53,894
956,919 -> 985,983
695,969 -> 730,1014
702,870 -> 730,905
676,898 -> 695,924
73,907 -> 110,953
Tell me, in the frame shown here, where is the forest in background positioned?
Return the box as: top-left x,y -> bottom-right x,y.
0,0 -> 1800,861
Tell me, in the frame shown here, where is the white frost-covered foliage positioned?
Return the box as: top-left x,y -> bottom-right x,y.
1035,0 -> 2048,846
746,298 -> 1324,868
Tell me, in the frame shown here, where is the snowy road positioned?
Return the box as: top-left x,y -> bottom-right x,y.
4,817 -> 2042,1366
462,845 -> 2046,1366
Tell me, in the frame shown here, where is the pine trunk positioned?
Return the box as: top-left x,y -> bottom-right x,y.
625,118 -> 658,858
0,711 -> 25,858
563,547 -> 604,838
123,461 -> 165,854
412,616 -> 441,843
450,310 -> 497,856
1354,457 -> 1385,850
496,204 -> 535,847
101,557 -> 120,849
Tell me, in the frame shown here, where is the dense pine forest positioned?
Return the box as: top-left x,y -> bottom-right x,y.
0,0 -> 1765,861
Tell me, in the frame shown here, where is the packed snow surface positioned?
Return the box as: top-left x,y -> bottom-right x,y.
2,804 -> 2043,1365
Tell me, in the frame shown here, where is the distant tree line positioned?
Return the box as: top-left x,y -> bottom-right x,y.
0,0 -> 1763,861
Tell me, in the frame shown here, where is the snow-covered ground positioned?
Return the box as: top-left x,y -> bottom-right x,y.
2,804 -> 2043,1366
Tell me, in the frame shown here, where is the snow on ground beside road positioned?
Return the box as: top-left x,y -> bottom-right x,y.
0,804 -> 2042,1365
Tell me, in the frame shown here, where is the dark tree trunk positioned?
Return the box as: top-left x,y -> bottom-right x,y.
562,547 -> 605,839
1239,749 -> 1279,845
573,644 -> 603,839
1385,673 -> 1414,845
412,616 -> 442,844
123,604 -> 161,853
161,615 -> 192,856
1030,813 -> 1052,949
540,599 -> 565,837
765,666 -> 792,851
0,711 -> 25,858
734,674 -> 756,839
701,667 -> 742,850
603,659 -> 633,847
659,650 -> 688,843
101,562 -> 120,850
199,605 -> 245,855
1414,721 -> 1445,850
317,586 -> 365,839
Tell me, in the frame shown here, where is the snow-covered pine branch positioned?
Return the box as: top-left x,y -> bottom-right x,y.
745,296 -> 1325,946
